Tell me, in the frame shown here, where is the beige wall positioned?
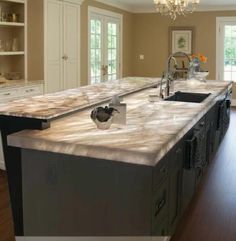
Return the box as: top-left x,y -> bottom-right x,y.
26,1 -> 236,97
132,11 -> 236,98
80,0 -> 133,85
27,0 -> 44,81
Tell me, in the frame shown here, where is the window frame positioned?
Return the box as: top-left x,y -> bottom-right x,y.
216,17 -> 236,82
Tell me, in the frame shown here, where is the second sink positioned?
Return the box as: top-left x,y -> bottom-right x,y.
164,91 -> 211,103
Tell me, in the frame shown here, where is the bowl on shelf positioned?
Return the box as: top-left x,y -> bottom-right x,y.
4,72 -> 21,80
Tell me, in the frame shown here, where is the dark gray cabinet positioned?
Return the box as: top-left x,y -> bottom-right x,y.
168,143 -> 183,235
151,140 -> 184,236
18,90 -> 231,237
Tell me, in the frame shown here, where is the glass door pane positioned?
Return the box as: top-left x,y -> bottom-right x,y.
106,20 -> 119,81
90,17 -> 102,84
224,25 -> 236,81
88,10 -> 121,84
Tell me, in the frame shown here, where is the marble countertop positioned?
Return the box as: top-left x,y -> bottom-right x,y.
8,79 -> 232,167
0,77 -> 158,120
0,79 -> 43,89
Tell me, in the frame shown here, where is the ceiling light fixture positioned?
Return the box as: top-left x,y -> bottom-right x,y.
153,0 -> 200,20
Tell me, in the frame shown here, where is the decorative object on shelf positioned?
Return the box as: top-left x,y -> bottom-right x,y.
1,12 -> 7,22
5,39 -> 12,51
0,40 -> 4,52
90,106 -> 118,130
4,72 -> 21,80
190,54 -> 208,82
154,0 -> 200,20
12,38 -> 19,51
8,13 -> 19,22
169,27 -> 195,55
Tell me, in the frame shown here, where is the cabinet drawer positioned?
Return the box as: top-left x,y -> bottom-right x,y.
20,86 -> 43,97
0,89 -> 18,100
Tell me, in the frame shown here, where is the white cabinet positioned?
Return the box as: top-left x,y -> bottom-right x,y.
0,84 -> 43,103
44,0 -> 82,94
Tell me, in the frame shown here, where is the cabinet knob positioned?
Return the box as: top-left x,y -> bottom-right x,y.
62,54 -> 69,61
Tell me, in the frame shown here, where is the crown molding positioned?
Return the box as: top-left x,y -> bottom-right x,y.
95,1 -> 236,14
95,0 -> 133,12
132,5 -> 236,13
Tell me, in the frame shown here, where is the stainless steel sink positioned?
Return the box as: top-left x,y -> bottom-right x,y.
164,91 -> 211,103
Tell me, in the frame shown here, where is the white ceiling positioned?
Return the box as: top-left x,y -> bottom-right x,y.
96,0 -> 236,12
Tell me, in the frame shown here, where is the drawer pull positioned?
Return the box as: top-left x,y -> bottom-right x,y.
3,93 -> 11,96
155,197 -> 166,217
160,166 -> 166,173
176,148 -> 182,154
200,121 -> 205,127
26,89 -> 34,93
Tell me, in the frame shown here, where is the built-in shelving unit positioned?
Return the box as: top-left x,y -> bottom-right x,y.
0,0 -> 27,80
0,21 -> 24,26
0,51 -> 24,55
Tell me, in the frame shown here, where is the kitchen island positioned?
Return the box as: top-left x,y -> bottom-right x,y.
1,77 -> 232,239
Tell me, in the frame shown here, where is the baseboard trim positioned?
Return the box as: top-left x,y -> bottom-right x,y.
16,237 -> 171,241
232,99 -> 236,107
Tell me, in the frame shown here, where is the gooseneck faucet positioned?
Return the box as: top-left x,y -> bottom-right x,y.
160,51 -> 191,98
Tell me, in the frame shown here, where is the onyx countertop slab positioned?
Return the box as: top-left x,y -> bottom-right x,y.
7,80 -> 232,167
0,77 -> 158,120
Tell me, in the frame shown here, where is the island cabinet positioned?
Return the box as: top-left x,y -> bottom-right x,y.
151,140 -> 184,236
2,80 -> 232,239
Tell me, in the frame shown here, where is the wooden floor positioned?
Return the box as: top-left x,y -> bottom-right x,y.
171,108 -> 236,241
0,108 -> 236,241
0,170 -> 14,241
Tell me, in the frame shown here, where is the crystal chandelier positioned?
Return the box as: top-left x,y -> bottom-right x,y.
153,0 -> 200,20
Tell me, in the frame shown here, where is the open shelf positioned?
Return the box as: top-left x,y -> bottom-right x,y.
0,21 -> 24,27
0,0 -> 27,81
0,51 -> 24,56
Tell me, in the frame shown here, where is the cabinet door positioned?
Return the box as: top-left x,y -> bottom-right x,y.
63,1 -> 80,89
45,0 -> 63,93
168,145 -> 183,235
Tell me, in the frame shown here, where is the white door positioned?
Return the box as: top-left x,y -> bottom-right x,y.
45,0 -> 63,93
45,0 -> 81,94
63,1 -> 80,89
88,8 -> 122,84
217,17 -> 236,81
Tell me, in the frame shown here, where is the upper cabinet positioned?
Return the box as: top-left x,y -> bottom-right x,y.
0,0 -> 27,81
44,0 -> 83,94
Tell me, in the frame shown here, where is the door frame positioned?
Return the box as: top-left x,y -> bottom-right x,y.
88,6 -> 123,85
216,16 -> 236,81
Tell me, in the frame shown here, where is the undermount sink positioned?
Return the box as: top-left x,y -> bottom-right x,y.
164,91 -> 211,103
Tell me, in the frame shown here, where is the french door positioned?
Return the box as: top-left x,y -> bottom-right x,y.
217,17 -> 236,82
88,7 -> 122,84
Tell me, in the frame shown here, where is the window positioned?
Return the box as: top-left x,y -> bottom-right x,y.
88,7 -> 122,85
217,17 -> 236,82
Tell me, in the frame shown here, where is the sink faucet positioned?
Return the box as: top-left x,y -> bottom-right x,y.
160,51 -> 191,98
